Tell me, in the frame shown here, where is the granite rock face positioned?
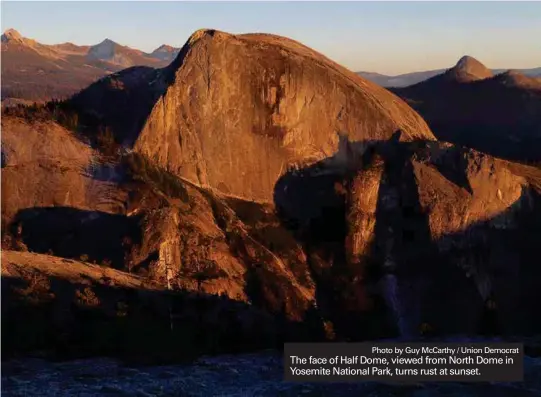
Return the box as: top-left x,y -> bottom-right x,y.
447,55 -> 494,83
134,29 -> 434,201
1,117 -> 127,231
339,139 -> 541,337
345,154 -> 385,267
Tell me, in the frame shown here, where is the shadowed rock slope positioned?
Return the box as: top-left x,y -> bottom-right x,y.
1,115 -> 319,326
393,56 -> 541,162
274,134 -> 541,339
2,250 -> 314,363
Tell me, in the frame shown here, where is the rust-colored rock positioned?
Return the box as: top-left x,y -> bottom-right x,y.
411,143 -> 526,239
345,154 -> 385,266
134,29 -> 434,201
447,55 -> 494,83
1,116 -> 127,230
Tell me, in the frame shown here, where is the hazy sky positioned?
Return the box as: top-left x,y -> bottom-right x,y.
2,1 -> 541,75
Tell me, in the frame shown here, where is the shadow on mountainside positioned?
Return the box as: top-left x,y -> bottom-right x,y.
2,268 -> 307,364
4,133 -> 541,362
273,132 -> 541,341
10,207 -> 142,270
66,34 -> 200,147
391,77 -> 541,163
68,66 -> 163,147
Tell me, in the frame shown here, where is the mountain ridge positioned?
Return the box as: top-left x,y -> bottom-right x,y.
358,58 -> 541,88
1,28 -> 181,102
1,28 -> 181,61
3,27 -> 540,101
391,56 -> 541,161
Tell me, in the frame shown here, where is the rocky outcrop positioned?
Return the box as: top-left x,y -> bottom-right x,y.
1,123 -> 316,322
122,173 -> 316,319
336,139 -> 541,337
345,154 -> 385,266
447,56 -> 494,83
1,117 -> 126,231
411,143 -> 526,237
134,29 -> 434,201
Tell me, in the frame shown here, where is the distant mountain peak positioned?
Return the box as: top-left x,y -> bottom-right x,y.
153,44 -> 176,53
1,28 -> 46,53
449,55 -> 493,82
455,55 -> 479,68
94,38 -> 118,48
150,44 -> 180,62
88,39 -> 120,58
2,28 -> 24,43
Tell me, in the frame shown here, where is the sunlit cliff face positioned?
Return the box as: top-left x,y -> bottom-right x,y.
134,29 -> 434,202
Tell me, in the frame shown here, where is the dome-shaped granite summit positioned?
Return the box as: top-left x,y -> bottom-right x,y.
134,29 -> 435,201
447,55 -> 494,82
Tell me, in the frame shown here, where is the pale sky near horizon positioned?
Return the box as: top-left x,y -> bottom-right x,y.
2,1 -> 541,75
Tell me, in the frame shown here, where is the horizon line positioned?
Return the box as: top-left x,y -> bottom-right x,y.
2,26 -> 540,76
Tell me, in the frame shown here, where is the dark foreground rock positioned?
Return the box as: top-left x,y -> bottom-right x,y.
2,350 -> 541,397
